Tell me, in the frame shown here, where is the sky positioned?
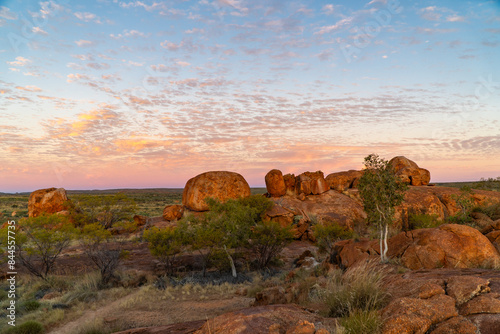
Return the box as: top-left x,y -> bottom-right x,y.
1,0 -> 499,192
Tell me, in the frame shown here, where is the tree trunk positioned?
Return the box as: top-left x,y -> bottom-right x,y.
224,245 -> 237,278
379,226 -> 384,262
383,224 -> 389,262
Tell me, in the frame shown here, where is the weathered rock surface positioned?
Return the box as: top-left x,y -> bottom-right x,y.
468,314 -> 500,334
28,187 -> 69,217
265,169 -> 287,197
389,224 -> 500,270
325,170 -> 363,192
113,320 -> 205,334
389,156 -> 431,186
283,174 -> 296,194
295,171 -> 329,195
194,304 -> 335,334
382,294 -> 457,334
429,316 -> 477,334
459,294 -> 500,316
446,276 -> 490,305
182,171 -> 251,212
332,238 -> 380,268
162,205 -> 184,221
268,190 -> 367,229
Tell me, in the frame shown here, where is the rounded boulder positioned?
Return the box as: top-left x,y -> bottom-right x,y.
182,171 -> 251,212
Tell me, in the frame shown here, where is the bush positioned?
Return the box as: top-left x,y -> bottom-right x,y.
249,221 -> 293,269
143,226 -> 182,275
5,321 -> 44,334
448,186 -> 475,225
9,215 -> 75,279
80,224 -> 126,286
313,223 -> 354,263
21,299 -> 41,312
338,309 -> 382,334
408,213 -> 442,229
473,202 -> 500,221
320,261 -> 389,318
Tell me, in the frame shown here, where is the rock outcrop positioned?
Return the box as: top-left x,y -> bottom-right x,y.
194,304 -> 335,334
389,156 -> 431,186
295,171 -> 329,195
162,204 -> 184,221
389,224 -> 500,270
28,187 -> 69,218
325,170 -> 364,192
182,171 -> 251,212
265,169 -> 286,197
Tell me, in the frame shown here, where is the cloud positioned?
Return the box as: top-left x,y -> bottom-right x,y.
75,40 -> 94,47
110,29 -> 149,39
0,6 -> 18,20
74,11 -> 98,22
176,61 -> 190,67
32,27 -> 48,35
415,27 -> 457,34
7,56 -> 31,67
315,17 -> 353,35
15,85 -> 42,92
160,40 -> 182,51
67,73 -> 90,82
87,62 -> 111,70
446,15 -> 465,22
322,4 -> 335,15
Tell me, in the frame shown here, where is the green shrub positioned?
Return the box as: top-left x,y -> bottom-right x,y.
408,213 -> 442,229
313,222 -> 353,262
143,226 -> 182,275
338,309 -> 382,334
5,321 -> 44,334
473,202 -> 500,221
21,299 -> 41,312
249,220 -> 293,269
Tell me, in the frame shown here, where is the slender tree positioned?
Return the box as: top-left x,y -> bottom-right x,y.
358,154 -> 408,262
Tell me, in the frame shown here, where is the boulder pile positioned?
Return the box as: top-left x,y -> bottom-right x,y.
28,187 -> 69,217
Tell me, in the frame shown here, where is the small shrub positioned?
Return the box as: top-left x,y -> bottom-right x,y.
473,202 -> 500,221
313,222 -> 354,263
5,320 -> 44,334
143,226 -> 182,275
408,213 -> 442,229
448,186 -> 475,225
339,309 -> 382,334
249,221 -> 293,269
21,299 -> 41,312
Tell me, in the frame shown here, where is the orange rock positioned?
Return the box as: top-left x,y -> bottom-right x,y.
325,170 -> 363,192
382,294 -> 457,334
459,295 -> 500,316
265,169 -> 287,197
283,173 -> 296,194
389,156 -> 419,173
446,276 -> 490,306
285,320 -> 315,334
429,316 -> 477,334
28,187 -> 69,218
162,204 -> 184,221
182,171 -> 251,211
295,171 -> 329,195
389,224 -> 500,270
389,156 -> 431,186
133,215 -> 148,227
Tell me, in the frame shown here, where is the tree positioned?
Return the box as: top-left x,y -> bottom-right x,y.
178,195 -> 273,277
143,226 -> 183,275
249,221 -> 293,269
68,193 -> 136,229
11,214 -> 75,279
358,154 -> 408,262
80,223 -> 126,286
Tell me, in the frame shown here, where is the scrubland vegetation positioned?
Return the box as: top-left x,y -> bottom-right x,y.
1,173 -> 500,333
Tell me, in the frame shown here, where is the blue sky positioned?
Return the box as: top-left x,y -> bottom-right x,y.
1,0 -> 499,192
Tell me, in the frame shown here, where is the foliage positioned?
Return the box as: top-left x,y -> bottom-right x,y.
7,215 -> 75,279
80,223 -> 126,286
248,221 -> 293,269
358,154 -> 408,262
408,213 -> 442,229
473,177 -> 500,192
4,320 -> 44,334
68,193 -> 136,229
448,186 -> 475,225
313,223 -> 354,262
143,226 -> 183,275
338,309 -> 382,334
473,202 -> 500,221
178,195 -> 274,276
319,261 -> 389,319
21,299 -> 41,313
